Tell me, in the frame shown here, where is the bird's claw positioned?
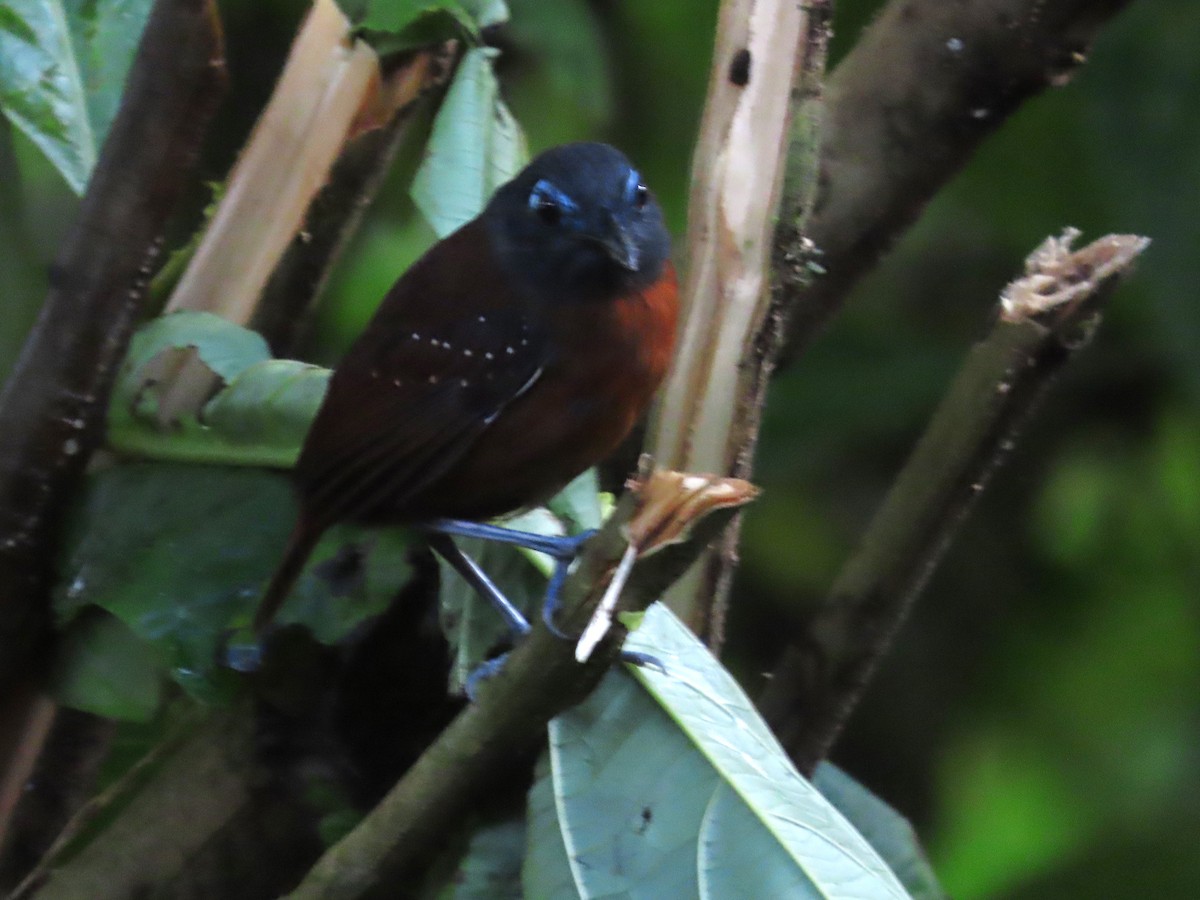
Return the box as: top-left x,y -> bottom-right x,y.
464,653 -> 510,700
620,650 -> 666,674
428,523 -> 664,689
221,626 -> 265,673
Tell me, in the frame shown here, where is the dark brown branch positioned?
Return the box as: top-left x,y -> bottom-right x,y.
287,474 -> 755,899
759,231 -> 1149,774
783,0 -> 1137,361
0,0 -> 226,690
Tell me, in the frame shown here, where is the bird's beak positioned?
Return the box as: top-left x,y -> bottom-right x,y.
597,214 -> 640,272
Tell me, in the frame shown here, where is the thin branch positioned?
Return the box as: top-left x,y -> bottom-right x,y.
1,709 -> 114,893
758,231 -> 1150,773
0,0 -> 226,846
783,0 -> 1137,360
286,473 -> 756,899
646,0 -> 831,643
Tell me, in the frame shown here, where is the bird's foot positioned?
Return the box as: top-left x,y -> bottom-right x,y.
620,650 -> 667,674
222,626 -> 265,673
464,653 -> 509,700
425,523 -> 663,678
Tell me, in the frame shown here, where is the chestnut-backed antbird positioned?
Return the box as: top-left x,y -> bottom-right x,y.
252,142 -> 679,637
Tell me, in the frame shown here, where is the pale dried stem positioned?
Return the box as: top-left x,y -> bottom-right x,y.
149,0 -> 380,422
647,0 -> 826,638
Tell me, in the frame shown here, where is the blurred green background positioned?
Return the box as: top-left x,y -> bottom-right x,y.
2,1 -> 1197,897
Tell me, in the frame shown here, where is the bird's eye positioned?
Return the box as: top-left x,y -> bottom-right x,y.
529,179 -> 573,227
633,183 -> 649,209
536,196 -> 561,226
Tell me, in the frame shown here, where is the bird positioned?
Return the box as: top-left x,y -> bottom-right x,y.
251,142 -> 679,636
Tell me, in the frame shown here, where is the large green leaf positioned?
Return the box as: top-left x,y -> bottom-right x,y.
0,0 -> 152,193
535,673 -> 717,897
54,463 -> 411,703
53,609 -> 166,722
411,45 -> 527,237
527,605 -> 909,898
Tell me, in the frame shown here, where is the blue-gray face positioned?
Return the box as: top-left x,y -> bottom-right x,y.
484,142 -> 671,302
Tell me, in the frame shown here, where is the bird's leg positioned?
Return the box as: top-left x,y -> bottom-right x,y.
424,518 -> 594,561
427,533 -> 530,638
425,521 -> 664,673
424,518 -> 593,634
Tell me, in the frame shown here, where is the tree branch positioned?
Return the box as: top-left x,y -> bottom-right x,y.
0,0 -> 226,691
758,230 -> 1150,773
286,473 -> 756,899
783,0 -> 1138,360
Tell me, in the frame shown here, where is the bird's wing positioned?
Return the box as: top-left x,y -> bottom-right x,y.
294,298 -> 548,527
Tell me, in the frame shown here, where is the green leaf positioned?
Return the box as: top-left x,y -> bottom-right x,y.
118,309 -> 271,385
698,783 -> 832,897
411,46 -> 528,237
533,604 -> 909,898
540,672 -> 718,897
459,0 -> 507,28
356,0 -> 508,56
359,0 -> 474,35
53,609 -> 165,722
55,463 -> 412,702
108,311 -> 330,468
199,360 -> 331,459
274,523 -> 413,645
814,763 -> 947,899
544,468 -> 603,533
0,0 -> 152,193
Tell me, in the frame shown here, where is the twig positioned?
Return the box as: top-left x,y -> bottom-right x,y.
0,690 -> 56,861
758,231 -> 1150,773
782,0 -> 1138,361
286,472 -> 756,899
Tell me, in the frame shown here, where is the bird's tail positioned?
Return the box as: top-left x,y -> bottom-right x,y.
254,517 -> 323,635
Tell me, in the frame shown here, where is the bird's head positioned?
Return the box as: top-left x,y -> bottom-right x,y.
484,143 -> 671,302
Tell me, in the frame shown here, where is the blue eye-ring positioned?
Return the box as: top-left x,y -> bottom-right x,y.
529,179 -> 577,226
